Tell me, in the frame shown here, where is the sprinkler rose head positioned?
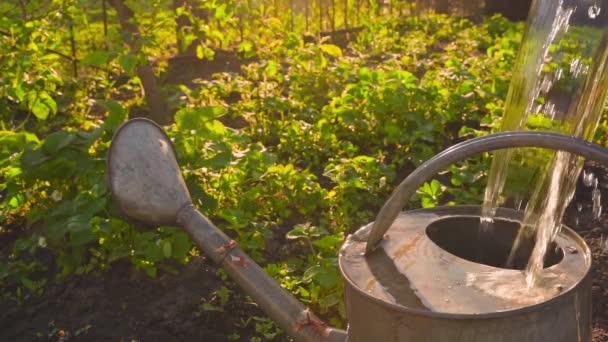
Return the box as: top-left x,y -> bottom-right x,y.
107,118 -> 192,226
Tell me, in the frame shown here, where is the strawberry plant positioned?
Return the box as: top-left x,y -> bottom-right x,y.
1,2 -> 566,339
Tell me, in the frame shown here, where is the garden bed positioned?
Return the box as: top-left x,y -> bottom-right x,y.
1,162 -> 607,341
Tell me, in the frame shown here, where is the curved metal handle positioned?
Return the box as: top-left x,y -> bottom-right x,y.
366,131 -> 608,253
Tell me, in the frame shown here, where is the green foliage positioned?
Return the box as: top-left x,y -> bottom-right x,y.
0,2 -> 543,339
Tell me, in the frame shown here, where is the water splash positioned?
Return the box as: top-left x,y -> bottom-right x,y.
589,4 -> 602,19
480,1 -> 575,232
582,170 -> 596,187
483,1 -> 608,287
524,152 -> 580,286
592,186 -> 602,220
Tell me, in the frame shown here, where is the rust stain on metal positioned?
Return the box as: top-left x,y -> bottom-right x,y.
294,308 -> 331,338
230,255 -> 248,268
217,240 -> 238,256
393,232 -> 423,259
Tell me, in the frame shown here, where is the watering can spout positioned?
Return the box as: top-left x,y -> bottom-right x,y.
107,118 -> 347,342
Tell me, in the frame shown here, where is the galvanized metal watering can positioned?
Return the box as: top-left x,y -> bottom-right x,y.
107,118 -> 608,342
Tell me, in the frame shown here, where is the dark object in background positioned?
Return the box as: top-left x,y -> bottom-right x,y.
485,0 -> 533,21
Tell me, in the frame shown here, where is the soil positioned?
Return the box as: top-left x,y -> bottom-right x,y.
1,163 -> 608,342
0,256 -> 289,342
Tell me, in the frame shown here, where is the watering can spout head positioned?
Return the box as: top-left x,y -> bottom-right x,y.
107,118 -> 192,226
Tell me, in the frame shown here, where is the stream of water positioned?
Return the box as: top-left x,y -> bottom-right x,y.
481,0 -> 608,287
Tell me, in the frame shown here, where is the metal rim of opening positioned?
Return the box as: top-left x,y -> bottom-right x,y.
338,205 -> 592,320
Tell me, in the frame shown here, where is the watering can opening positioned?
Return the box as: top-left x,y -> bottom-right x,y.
425,216 -> 564,270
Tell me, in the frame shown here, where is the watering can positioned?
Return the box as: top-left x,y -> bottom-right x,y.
107,118 -> 608,342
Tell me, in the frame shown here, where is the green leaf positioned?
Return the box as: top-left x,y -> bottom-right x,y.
286,226 -> 307,240
214,4 -> 229,20
142,243 -> 163,263
28,91 -> 57,120
265,61 -> 278,78
70,229 -> 96,246
65,214 -> 91,232
303,265 -> 319,281
98,100 -> 127,132
319,44 -> 342,57
20,277 -> 36,290
162,240 -> 172,258
175,106 -> 226,130
81,50 -> 112,67
195,45 -> 215,60
196,45 -> 204,59
421,197 -> 435,208
201,151 -> 232,170
430,179 -> 441,195
21,147 -> 48,169
118,54 -> 138,76
171,232 -> 191,259
43,131 -> 76,154
318,292 -> 341,308
312,235 -> 342,250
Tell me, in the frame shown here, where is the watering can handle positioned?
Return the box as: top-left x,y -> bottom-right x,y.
365,131 -> 608,253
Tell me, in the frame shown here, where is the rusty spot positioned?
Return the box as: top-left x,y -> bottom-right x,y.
393,233 -> 424,259
566,246 -> 578,254
294,308 -> 330,338
216,240 -> 238,256
230,255 -> 248,268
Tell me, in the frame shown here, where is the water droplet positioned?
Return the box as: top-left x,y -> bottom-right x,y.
589,5 -> 601,19
540,75 -> 553,93
577,202 -> 583,212
555,67 -> 563,80
582,170 -> 596,187
546,101 -> 556,119
592,188 -> 602,220
570,58 -> 580,73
